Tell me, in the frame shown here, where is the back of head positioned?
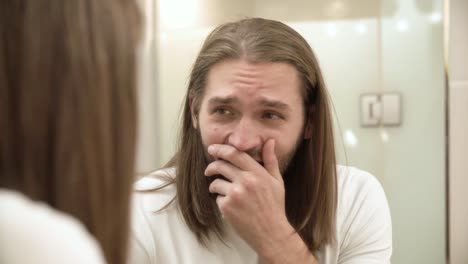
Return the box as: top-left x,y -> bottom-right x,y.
175,18 -> 337,251
0,1 -> 141,263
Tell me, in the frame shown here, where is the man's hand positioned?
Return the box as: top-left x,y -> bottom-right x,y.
205,139 -> 317,263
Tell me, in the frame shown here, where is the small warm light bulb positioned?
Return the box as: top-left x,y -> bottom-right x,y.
344,129 -> 358,147
355,23 -> 367,34
380,129 -> 389,143
429,12 -> 442,23
396,19 -> 409,32
327,23 -> 338,37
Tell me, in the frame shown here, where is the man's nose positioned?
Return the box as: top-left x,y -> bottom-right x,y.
226,118 -> 263,156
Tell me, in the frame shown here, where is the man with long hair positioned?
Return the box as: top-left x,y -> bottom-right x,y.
131,18 -> 392,263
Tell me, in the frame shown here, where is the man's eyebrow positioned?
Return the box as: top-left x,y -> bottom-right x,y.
207,96 -> 291,111
257,98 -> 291,111
207,96 -> 239,105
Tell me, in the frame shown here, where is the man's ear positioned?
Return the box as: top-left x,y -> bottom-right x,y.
189,98 -> 198,129
304,106 -> 314,139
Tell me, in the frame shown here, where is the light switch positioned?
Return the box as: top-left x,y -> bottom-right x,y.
360,92 -> 402,127
360,94 -> 381,127
382,93 -> 401,126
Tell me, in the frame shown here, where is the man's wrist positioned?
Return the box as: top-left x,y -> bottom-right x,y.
258,222 -> 318,264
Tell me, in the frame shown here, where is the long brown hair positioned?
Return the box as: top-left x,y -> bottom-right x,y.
0,1 -> 140,263
164,18 -> 337,252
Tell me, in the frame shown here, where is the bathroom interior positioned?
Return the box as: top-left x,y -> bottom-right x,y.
135,0 -> 468,263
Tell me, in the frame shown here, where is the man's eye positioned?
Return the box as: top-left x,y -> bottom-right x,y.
214,108 -> 232,115
263,112 -> 282,120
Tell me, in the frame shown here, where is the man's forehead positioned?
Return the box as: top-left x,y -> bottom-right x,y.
208,60 -> 300,84
205,60 -> 303,103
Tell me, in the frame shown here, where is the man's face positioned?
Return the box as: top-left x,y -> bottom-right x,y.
192,59 -> 306,173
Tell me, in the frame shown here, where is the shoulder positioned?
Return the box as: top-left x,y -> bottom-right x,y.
129,167 -> 180,263
334,166 -> 392,262
336,165 -> 383,193
336,165 -> 389,210
134,167 -> 176,192
336,165 -> 390,219
0,189 -> 105,264
132,167 -> 177,212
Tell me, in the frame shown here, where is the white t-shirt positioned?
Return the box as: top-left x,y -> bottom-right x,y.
0,189 -> 106,264
129,166 -> 392,264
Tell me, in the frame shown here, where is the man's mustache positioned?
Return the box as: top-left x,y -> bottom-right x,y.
204,145 -> 264,184
205,147 -> 263,199
244,148 -> 262,162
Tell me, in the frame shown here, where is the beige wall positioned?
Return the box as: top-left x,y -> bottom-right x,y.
449,0 -> 468,263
